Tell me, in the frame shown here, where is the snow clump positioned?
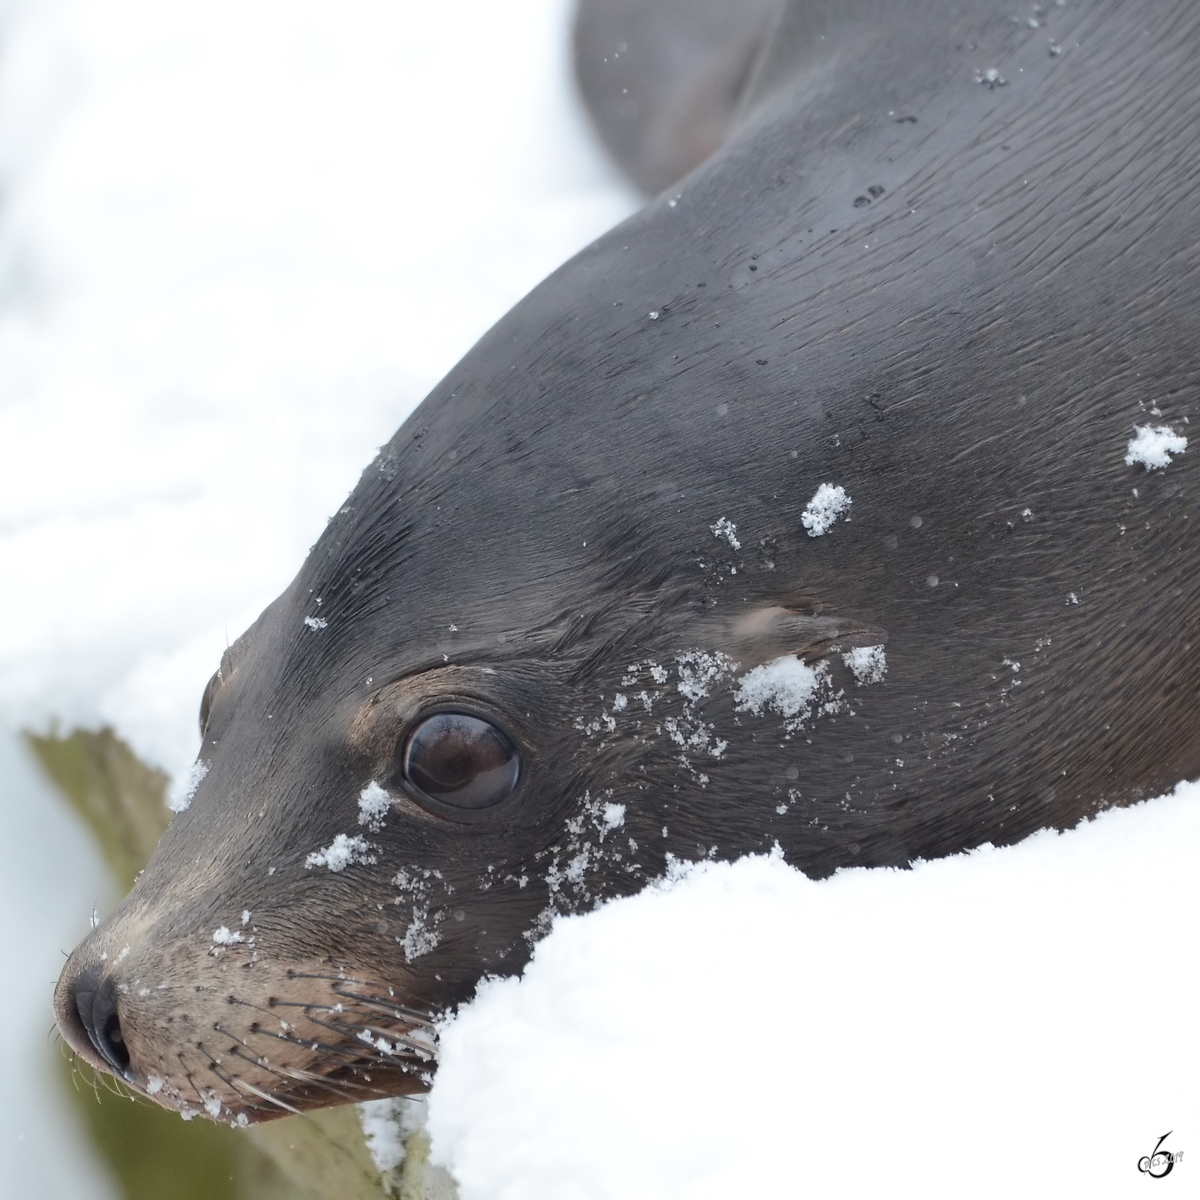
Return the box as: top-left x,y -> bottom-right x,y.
843,645 -> 887,685
800,484 -> 851,536
358,1096 -> 430,1173
167,759 -> 209,813
710,517 -> 740,549
358,780 -> 391,831
305,834 -> 376,871
1124,425 -> 1187,470
734,656 -> 822,719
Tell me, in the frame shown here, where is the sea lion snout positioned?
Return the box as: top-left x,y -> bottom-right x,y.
55,906 -> 441,1121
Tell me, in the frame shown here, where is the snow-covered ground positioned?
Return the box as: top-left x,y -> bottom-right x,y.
0,1 -> 1195,1197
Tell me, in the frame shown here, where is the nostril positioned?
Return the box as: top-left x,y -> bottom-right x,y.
100,1009 -> 129,1069
72,969 -> 132,1076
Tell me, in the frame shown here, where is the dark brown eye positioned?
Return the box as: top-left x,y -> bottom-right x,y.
401,713 -> 520,810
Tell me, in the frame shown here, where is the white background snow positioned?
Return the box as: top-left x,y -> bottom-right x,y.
0,1 -> 1195,1197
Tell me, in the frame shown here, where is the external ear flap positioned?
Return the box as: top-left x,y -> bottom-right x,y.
573,0 -> 783,194
724,605 -> 887,670
199,634 -> 250,737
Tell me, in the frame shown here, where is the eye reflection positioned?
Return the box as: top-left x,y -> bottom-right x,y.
400,713 -> 520,810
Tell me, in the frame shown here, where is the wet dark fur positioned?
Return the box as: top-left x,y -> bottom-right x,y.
56,0 -> 1200,1121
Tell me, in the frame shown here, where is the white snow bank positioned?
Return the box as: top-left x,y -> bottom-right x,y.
429,782 -> 1200,1200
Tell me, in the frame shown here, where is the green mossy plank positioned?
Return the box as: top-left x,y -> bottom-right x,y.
59,1053 -> 300,1200
397,1130 -> 460,1200
25,727 -> 171,893
30,726 -> 408,1200
249,1108 -> 393,1200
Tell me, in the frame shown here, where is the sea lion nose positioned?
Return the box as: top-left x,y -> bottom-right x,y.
69,966 -> 132,1077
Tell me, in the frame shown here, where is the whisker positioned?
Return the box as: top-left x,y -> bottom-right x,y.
251,1027 -> 429,1083
261,998 -> 436,1053
195,1046 -> 261,1109
306,1017 -> 428,1061
235,1078 -> 304,1116
331,990 -> 439,1030
286,970 -> 371,984
97,1071 -> 132,1101
230,991 -> 432,1059
244,1026 -> 374,1065
276,970 -> 439,1025
223,1045 -> 362,1101
181,1057 -> 211,1110
264,999 -> 353,1013
212,1026 -> 369,1104
64,1054 -> 104,1102
310,1016 -> 436,1061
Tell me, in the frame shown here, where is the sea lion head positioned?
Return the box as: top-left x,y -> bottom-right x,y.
49,329 -> 897,1120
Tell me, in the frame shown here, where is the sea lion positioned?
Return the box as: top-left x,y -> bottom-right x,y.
55,0 -> 1200,1124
